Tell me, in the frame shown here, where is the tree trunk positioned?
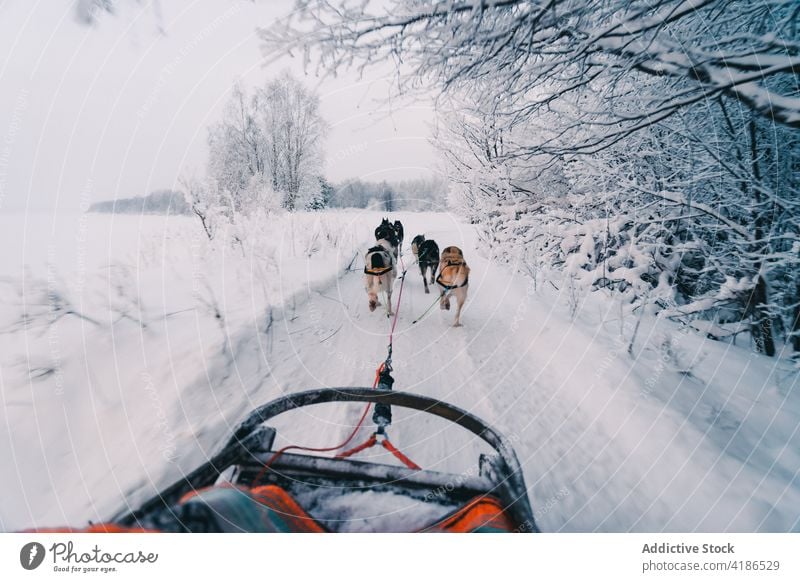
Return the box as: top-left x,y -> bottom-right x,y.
746,274 -> 775,356
793,279 -> 800,353
747,119 -> 776,357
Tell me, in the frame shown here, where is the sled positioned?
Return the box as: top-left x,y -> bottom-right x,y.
114,382 -> 538,533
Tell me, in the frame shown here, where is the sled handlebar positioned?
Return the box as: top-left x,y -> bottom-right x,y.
229,388 -> 508,456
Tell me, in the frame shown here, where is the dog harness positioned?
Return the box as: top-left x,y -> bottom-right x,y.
436,275 -> 469,290
364,246 -> 394,276
365,265 -> 394,276
436,260 -> 469,290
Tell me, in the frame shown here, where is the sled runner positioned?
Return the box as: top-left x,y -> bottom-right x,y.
110,376 -> 537,533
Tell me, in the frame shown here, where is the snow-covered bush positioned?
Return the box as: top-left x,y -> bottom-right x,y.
442,100 -> 799,357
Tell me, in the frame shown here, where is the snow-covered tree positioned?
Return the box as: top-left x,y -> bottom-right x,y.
179,174 -> 228,240
262,0 -> 800,137
207,73 -> 326,212
306,177 -> 334,210
207,83 -> 267,213
256,73 -> 327,210
442,95 -> 799,355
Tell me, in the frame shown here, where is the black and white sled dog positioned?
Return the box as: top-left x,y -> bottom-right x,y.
374,218 -> 399,257
411,234 -> 439,294
364,238 -> 397,317
374,218 -> 404,257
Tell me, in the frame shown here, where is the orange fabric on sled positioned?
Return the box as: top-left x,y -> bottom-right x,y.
177,483 -> 326,532
27,485 -> 325,534
249,485 -> 326,533
422,496 -> 517,533
25,490 -> 518,533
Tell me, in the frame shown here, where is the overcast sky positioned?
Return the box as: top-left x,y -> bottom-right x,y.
0,0 -> 438,212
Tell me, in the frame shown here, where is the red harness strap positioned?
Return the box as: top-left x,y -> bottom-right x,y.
381,438 -> 421,470
335,433 -> 378,459
336,433 -> 421,471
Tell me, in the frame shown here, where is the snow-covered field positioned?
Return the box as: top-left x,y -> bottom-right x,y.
0,209 -> 373,529
1,209 -> 798,532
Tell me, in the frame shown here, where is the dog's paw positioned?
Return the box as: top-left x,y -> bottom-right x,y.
424,288 -> 430,294
453,322 -> 463,328
368,301 -> 377,312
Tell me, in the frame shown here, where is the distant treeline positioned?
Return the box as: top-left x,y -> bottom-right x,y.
330,177 -> 447,211
89,190 -> 191,215
90,178 -> 446,216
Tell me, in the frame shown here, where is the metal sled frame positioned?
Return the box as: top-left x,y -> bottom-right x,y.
117,388 -> 538,532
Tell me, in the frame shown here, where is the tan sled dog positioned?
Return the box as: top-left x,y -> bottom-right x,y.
436,246 -> 470,327
364,239 -> 397,317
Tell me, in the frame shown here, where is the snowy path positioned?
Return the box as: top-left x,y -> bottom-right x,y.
4,212 -> 796,532
168,214 -> 799,532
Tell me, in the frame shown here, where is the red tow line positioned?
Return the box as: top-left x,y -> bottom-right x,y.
252,243 -> 420,485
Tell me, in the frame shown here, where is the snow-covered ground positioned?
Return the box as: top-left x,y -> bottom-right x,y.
1,209 -> 798,532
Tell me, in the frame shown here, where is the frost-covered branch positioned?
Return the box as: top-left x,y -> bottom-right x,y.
262,0 -> 800,139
